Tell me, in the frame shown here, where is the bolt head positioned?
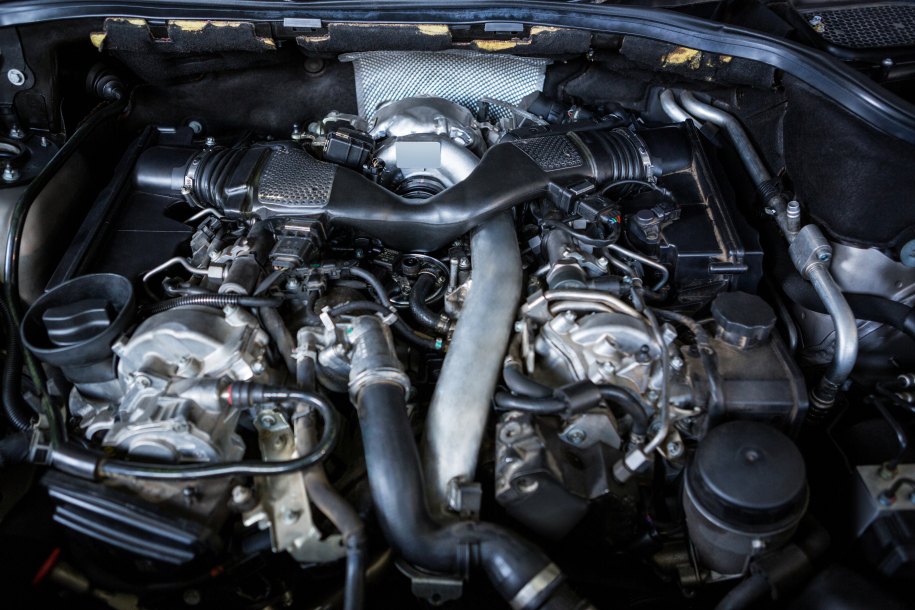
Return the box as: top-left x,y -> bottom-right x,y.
666,441 -> 683,457
765,207 -> 777,216
231,485 -> 253,505
282,508 -> 301,524
514,321 -> 525,332
819,253 -> 830,262
878,493 -> 895,507
259,414 -> 277,428
751,539 -> 767,551
172,421 -> 189,433
183,589 -> 202,606
459,257 -> 471,270
188,120 -> 203,134
205,136 -> 216,146
597,257 -> 609,270
568,429 -> 586,444
2,165 -> 19,182
7,69 -> 25,86
251,360 -> 266,375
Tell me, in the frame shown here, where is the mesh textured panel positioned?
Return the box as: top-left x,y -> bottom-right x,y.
801,4 -> 915,49
340,50 -> 551,120
512,136 -> 583,172
257,148 -> 336,209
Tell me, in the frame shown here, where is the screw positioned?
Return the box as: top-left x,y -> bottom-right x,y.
231,485 -> 253,505
354,248 -> 364,259
8,124 -> 24,139
40,136 -> 49,147
514,321 -> 525,332
205,136 -> 216,146
878,492 -> 895,507
596,257 -> 609,270
666,440 -> 683,457
568,429 -> 586,445
670,356 -> 684,370
751,539 -> 767,551
882,57 -> 894,68
459,257 -> 471,270
172,421 -> 189,433
183,589 -> 201,605
188,120 -> 203,134
561,246 -> 573,257
7,69 -> 25,86
646,390 -> 659,402
819,253 -> 830,262
208,250 -> 220,261
135,375 -> 151,388
765,207 -> 777,216
251,360 -> 266,375
2,163 -> 19,182
285,277 -> 300,290
562,310 -> 577,323
282,508 -> 301,524
259,413 -> 277,428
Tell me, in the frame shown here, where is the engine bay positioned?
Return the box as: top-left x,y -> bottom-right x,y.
1,15 -> 915,610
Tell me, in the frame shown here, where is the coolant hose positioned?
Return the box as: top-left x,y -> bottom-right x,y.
715,573 -> 770,610
357,381 -> 586,609
260,307 -> 297,375
408,272 -> 448,334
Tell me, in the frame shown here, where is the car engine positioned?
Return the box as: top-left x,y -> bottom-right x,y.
1,11 -> 914,610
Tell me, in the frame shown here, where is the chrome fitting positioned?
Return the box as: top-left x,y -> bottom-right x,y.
789,225 -> 832,279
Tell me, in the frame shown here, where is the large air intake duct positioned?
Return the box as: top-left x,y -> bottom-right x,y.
135,125 -> 690,251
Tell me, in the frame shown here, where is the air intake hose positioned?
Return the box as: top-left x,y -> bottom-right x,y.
134,126 -> 690,252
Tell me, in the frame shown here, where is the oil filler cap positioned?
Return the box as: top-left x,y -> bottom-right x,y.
711,292 -> 776,350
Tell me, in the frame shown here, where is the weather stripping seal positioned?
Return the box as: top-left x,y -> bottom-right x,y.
0,1 -> 913,143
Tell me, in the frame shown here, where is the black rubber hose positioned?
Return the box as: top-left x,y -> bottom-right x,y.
0,293 -> 35,430
327,301 -> 442,351
3,98 -> 128,447
494,391 -> 569,414
543,220 -> 619,248
408,273 -> 443,333
347,267 -> 392,309
503,364 -> 554,399
598,386 -> 649,437
0,430 -> 31,469
715,573 -> 770,610
760,223 -> 915,341
357,382 -> 578,608
62,385 -> 341,481
260,307 -> 297,375
140,294 -> 283,316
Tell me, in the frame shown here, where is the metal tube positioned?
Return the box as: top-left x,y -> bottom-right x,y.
608,243 -> 670,291
807,263 -> 859,407
422,212 -> 522,516
679,91 -> 771,186
681,91 -> 859,410
660,89 -> 700,127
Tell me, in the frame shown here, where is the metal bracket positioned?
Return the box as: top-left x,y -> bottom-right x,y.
395,559 -> 463,606
244,410 -> 345,563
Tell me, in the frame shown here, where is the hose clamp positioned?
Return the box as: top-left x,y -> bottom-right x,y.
612,128 -> 656,183
510,563 -> 563,610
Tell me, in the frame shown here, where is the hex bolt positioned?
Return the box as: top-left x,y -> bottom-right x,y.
878,491 -> 895,507
459,257 -> 471,270
259,413 -> 277,428
597,257 -> 609,270
183,589 -> 201,606
285,277 -> 300,290
670,356 -> 684,371
568,429 -> 586,445
251,360 -> 266,375
205,136 -> 216,147
172,421 -> 189,433
40,136 -> 49,147
7,69 -> 25,86
2,163 -> 19,183
666,440 -> 683,458
8,124 -> 24,139
231,485 -> 253,505
818,253 -> 831,262
514,321 -> 525,332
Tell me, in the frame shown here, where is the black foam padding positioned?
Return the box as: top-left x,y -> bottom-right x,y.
781,74 -> 915,250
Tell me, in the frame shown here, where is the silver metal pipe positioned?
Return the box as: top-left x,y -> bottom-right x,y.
422,212 -> 522,516
660,90 -> 700,127
679,91 -> 771,186
608,243 -> 669,291
684,89 -> 859,409
807,263 -> 859,407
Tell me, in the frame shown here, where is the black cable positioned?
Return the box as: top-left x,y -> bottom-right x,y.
503,364 -> 553,399
599,385 -> 649,437
347,267 -> 392,309
140,294 -> 283,316
543,220 -> 619,248
0,292 -> 35,430
87,386 -> 340,481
